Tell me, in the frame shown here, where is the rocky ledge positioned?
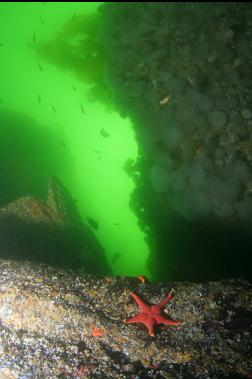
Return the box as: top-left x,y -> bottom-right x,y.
0,259 -> 251,379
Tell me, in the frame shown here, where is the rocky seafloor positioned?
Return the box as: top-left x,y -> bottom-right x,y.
0,259 -> 251,379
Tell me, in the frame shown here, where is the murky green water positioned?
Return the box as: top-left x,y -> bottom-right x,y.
0,2 -> 151,278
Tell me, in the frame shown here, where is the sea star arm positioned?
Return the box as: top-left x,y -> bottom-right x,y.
126,313 -> 148,324
144,317 -> 156,336
131,292 -> 151,313
151,293 -> 173,313
126,314 -> 156,336
155,314 -> 181,326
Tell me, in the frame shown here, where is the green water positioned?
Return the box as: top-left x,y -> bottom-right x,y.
0,2 -> 151,278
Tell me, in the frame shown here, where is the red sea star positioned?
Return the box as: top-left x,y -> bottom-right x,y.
126,292 -> 181,336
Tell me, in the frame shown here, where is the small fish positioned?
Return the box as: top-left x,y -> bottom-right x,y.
0,43 -> 3,47
38,62 -> 43,72
33,32 -> 36,44
91,150 -> 101,153
72,10 -> 77,21
60,140 -> 67,148
196,143 -> 203,155
100,128 -> 110,138
40,17 -> 45,25
80,103 -> 84,114
72,85 -> 77,92
114,222 -> 120,226
51,104 -> 56,112
160,95 -> 171,106
37,93 -> 41,103
186,75 -> 194,86
111,252 -> 121,264
86,217 -> 99,231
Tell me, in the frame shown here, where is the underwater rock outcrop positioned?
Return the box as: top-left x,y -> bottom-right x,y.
0,176 -> 111,275
97,2 -> 252,282
34,3 -> 252,282
0,259 -> 251,378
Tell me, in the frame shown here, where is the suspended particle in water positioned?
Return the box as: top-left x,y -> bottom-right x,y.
91,150 -> 101,154
51,104 -> 56,112
37,93 -> 41,103
40,17 -> 45,25
33,32 -> 36,44
60,141 -> 67,148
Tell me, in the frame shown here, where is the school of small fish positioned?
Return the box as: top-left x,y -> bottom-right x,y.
0,6 -> 113,164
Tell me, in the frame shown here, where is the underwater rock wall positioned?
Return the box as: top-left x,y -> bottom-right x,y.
98,3 -> 252,281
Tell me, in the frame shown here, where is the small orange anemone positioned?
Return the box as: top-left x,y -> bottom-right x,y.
91,327 -> 105,337
137,275 -> 148,283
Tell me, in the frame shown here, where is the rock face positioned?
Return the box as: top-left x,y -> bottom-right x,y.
36,3 -> 252,282
98,2 -> 252,221
0,176 -> 111,276
97,2 -> 252,282
0,259 -> 251,378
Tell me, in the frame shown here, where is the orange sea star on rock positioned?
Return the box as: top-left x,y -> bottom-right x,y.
126,292 -> 181,336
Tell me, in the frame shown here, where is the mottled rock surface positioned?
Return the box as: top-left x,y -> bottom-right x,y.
0,259 -> 251,378
98,2 -> 252,222
97,2 -> 252,282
